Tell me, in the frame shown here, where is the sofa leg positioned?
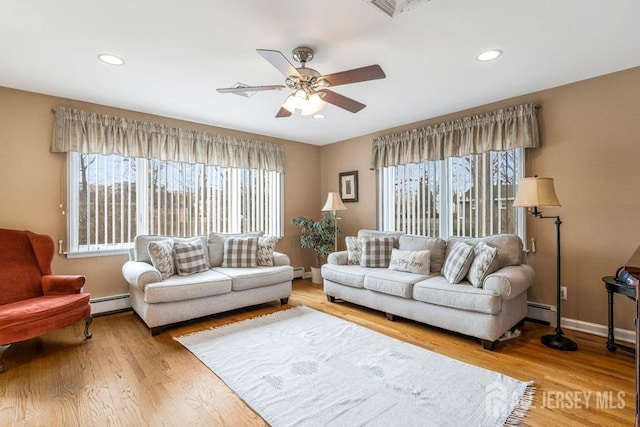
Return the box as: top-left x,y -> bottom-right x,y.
280,297 -> 289,305
326,295 -> 336,303
0,344 -> 10,373
385,313 -> 396,321
150,326 -> 164,336
482,339 -> 496,351
84,316 -> 93,339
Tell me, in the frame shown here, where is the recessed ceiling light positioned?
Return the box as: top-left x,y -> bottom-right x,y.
476,49 -> 503,62
98,54 -> 125,66
312,113 -> 326,119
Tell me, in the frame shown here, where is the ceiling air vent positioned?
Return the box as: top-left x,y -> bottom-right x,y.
363,0 -> 430,17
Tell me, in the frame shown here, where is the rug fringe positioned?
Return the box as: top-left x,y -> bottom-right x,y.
505,381 -> 536,426
173,305 -> 308,341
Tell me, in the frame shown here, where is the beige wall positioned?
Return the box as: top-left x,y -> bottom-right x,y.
0,86 -> 321,299
320,66 -> 640,330
3,66 -> 639,329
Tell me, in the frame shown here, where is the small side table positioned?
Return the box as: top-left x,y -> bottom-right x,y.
602,275 -> 636,355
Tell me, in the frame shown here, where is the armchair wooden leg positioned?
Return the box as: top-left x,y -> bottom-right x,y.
84,316 -> 93,339
0,344 -> 10,373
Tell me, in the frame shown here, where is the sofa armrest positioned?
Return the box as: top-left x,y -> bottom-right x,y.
41,275 -> 86,295
273,251 -> 291,266
483,264 -> 534,300
122,260 -> 162,291
327,251 -> 348,265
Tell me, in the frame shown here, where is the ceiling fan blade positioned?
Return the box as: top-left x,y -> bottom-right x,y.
320,64 -> 386,87
216,85 -> 286,94
319,90 -> 366,113
275,107 -> 292,118
257,49 -> 302,78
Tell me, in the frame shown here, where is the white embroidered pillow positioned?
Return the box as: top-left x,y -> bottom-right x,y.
388,249 -> 431,275
148,240 -> 175,279
467,242 -> 499,288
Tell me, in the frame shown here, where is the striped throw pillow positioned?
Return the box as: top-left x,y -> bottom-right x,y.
442,242 -> 475,284
222,237 -> 258,268
173,241 -> 209,276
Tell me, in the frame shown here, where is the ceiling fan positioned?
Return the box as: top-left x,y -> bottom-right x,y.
216,46 -> 386,118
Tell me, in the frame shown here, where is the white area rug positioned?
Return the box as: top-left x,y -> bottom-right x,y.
175,306 -> 534,426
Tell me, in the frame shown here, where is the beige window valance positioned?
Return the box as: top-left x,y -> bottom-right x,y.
51,106 -> 286,173
370,102 -> 540,169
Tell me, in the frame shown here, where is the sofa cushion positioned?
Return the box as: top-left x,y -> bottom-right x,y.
143,269 -> 232,304
364,269 -> 431,299
214,265 -> 293,291
321,264 -> 370,288
467,242 -> 500,288
399,235 -> 447,273
357,230 -> 404,248
442,242 -> 475,284
345,236 -> 362,265
360,237 -> 394,268
148,240 -> 175,279
257,236 -> 279,267
222,237 -> 258,268
174,240 -> 209,276
388,248 -> 430,275
207,231 -> 264,267
413,276 -> 502,315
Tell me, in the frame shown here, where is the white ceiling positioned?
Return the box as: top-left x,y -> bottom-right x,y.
1,0 -> 639,146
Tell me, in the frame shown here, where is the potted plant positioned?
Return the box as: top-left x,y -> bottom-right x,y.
291,215 -> 336,284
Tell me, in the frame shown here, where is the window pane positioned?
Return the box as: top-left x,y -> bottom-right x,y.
378,148 -> 522,239
69,153 -> 282,254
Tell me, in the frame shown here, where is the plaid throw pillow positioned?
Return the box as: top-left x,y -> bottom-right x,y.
360,237 -> 394,268
222,237 -> 258,268
442,242 -> 475,284
173,241 -> 209,276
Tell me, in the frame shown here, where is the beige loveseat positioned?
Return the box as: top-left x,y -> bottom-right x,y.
322,230 -> 533,350
122,232 -> 293,335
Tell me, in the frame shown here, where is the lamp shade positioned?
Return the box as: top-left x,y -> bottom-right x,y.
321,192 -> 347,211
513,177 -> 561,207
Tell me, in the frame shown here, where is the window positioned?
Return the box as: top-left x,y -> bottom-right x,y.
67,153 -> 283,256
378,148 -> 524,239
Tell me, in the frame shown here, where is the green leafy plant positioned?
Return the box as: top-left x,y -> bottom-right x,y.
291,215 -> 336,267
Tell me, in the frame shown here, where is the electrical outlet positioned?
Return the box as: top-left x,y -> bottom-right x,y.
560,286 -> 567,300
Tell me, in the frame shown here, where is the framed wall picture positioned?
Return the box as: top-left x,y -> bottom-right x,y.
339,171 -> 358,202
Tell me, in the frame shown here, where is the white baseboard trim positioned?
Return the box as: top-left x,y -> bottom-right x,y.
302,271 -> 312,279
527,300 -> 635,344
90,293 -> 131,315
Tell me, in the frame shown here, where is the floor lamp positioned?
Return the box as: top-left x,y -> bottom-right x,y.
321,192 -> 347,252
513,177 -> 578,351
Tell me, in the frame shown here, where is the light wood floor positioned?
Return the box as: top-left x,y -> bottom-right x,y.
0,279 -> 635,426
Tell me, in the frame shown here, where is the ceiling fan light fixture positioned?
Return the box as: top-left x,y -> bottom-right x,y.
301,93 -> 327,116
281,94 -> 297,113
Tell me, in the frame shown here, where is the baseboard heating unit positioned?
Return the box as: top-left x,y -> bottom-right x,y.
293,267 -> 304,279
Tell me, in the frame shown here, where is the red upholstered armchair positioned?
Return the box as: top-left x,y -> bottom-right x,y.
0,228 -> 92,372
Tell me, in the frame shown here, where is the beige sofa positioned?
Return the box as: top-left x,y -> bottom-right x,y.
322,230 -> 533,350
122,232 -> 293,335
